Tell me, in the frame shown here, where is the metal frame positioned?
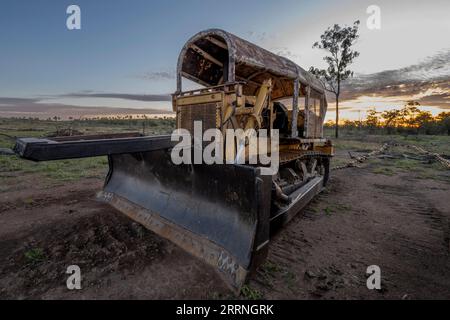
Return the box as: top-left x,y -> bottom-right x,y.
175,29 -> 328,139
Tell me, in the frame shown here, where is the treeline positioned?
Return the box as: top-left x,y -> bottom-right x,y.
76,117 -> 175,127
3,116 -> 176,127
326,102 -> 450,135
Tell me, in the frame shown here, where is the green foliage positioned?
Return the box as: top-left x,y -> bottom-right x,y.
261,261 -> 282,274
0,117 -> 176,184
309,21 -> 361,94
325,106 -> 450,137
240,285 -> 263,300
0,155 -> 108,181
24,248 -> 45,263
365,108 -> 379,129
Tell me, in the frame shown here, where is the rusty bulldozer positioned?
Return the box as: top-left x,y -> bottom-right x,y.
15,29 -> 333,291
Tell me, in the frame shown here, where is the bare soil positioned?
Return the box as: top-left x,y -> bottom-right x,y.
249,165 -> 450,299
0,157 -> 449,299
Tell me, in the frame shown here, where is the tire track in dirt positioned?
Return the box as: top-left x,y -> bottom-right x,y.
370,182 -> 450,299
249,164 -> 450,299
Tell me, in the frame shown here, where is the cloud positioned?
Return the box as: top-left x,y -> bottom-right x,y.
136,71 -> 175,81
61,92 -> 172,102
246,31 -> 278,44
327,106 -> 354,112
0,96 -> 173,120
334,49 -> 450,109
272,47 -> 301,62
417,92 -> 450,109
0,97 -> 39,105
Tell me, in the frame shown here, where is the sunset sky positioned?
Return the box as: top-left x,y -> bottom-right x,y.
0,0 -> 449,121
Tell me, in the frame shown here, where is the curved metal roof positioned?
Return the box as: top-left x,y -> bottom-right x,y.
176,29 -> 326,100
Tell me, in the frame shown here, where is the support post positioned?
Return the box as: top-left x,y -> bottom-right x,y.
291,79 -> 300,138
304,86 -> 310,138
320,95 -> 325,137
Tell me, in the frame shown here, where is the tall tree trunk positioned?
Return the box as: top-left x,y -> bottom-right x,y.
335,97 -> 339,139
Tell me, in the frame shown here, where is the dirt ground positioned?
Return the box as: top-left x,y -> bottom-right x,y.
0,146 -> 449,299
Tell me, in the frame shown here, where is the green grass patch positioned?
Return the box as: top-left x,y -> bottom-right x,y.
261,261 -> 282,275
0,155 -> 108,182
330,157 -> 349,168
333,139 -> 380,152
372,166 -> 396,176
0,117 -> 176,184
240,285 -> 263,300
283,270 -> 297,291
24,248 -> 45,263
369,155 -> 450,182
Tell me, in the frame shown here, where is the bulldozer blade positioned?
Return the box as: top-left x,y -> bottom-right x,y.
98,149 -> 272,291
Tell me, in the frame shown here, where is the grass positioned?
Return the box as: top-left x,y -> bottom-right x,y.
330,157 -> 349,168
261,261 -> 282,275
322,128 -> 450,182
372,166 -> 396,176
325,128 -> 450,155
333,139 -> 380,152
0,117 -> 177,186
283,270 -> 297,291
23,197 -> 34,205
400,134 -> 450,155
1,118 -> 449,189
240,285 -> 263,300
321,202 -> 353,216
0,117 -> 175,145
255,260 -> 284,288
324,207 -> 334,215
0,155 -> 109,182
369,151 -> 450,182
24,248 -> 45,263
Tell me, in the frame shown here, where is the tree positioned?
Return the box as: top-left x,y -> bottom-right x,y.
413,111 -> 433,134
309,21 -> 360,138
381,109 -> 402,134
365,108 -> 380,130
437,112 -> 450,135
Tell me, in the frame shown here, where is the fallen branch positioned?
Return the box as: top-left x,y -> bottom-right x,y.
407,145 -> 450,169
332,143 -> 389,171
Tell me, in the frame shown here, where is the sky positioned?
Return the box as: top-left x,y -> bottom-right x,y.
0,0 -> 449,120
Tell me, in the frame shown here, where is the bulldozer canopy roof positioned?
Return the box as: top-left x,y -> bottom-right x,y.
177,29 -> 326,100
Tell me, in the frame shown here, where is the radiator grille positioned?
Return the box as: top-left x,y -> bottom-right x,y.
177,102 -> 220,134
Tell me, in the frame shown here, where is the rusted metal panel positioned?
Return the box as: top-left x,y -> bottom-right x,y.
14,135 -> 174,161
291,79 -> 300,138
177,102 -> 220,135
176,29 -> 326,100
176,92 -> 223,106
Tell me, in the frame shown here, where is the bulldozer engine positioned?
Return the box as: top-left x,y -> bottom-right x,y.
14,29 -> 333,291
